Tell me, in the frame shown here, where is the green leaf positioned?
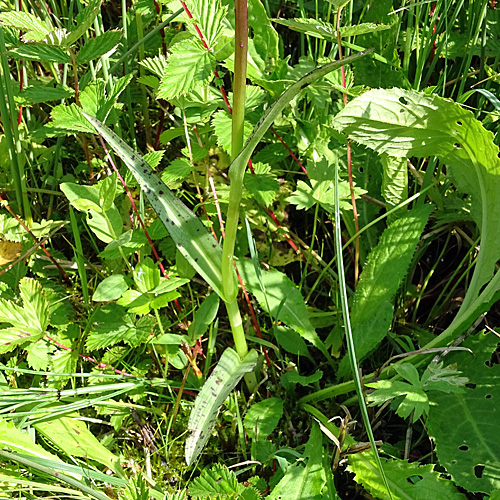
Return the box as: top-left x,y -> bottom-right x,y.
161,158 -> 193,185
238,258 -> 330,359
82,112 -> 228,301
243,162 -> 279,207
249,0 -> 279,64
0,418 -> 61,463
93,275 -> 128,302
188,292 -> 220,340
348,454 -> 467,500
274,325 -> 312,359
185,348 -> 258,466
212,110 -> 254,156
17,84 -> 73,104
34,416 -> 123,476
60,182 -> 101,212
0,11 -> 51,42
339,205 -> 432,374
189,464 -> 260,499
158,39 -> 215,99
76,29 -> 122,63
86,303 -> 140,350
98,172 -> 118,212
87,206 -> 123,243
51,103 -> 95,133
381,154 -> 408,222
0,278 -> 48,353
25,340 -> 54,371
427,332 -> 500,494
274,18 -> 390,40
184,0 -> 228,48
334,88 -> 500,347
63,0 -> 102,46
8,44 -> 71,63
269,423 -> 327,499
244,398 -> 283,440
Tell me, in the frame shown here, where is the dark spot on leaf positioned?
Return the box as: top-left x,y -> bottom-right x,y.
486,394 -> 492,399
159,190 -> 164,195
195,258 -> 198,262
131,155 -> 135,160
474,465 -> 485,478
399,96 -> 408,105
143,169 -> 148,173
171,221 -> 175,226
454,143 -> 461,149
459,445 -> 469,451
178,243 -> 182,247
406,475 -> 423,484
456,120 -> 463,126
466,383 -> 476,389
212,244 -> 216,248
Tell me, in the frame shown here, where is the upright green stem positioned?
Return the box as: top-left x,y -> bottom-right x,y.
221,0 -> 252,366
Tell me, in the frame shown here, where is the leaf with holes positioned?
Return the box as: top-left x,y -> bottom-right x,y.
334,88 -> 500,348
82,112 -> 229,301
427,331 -> 500,494
185,348 -> 258,465
348,453 -> 467,500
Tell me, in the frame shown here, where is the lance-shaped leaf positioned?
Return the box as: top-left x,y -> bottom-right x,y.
82,112 -> 228,301
185,348 -> 258,466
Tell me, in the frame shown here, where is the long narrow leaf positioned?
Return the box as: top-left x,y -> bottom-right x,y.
82,112 -> 227,301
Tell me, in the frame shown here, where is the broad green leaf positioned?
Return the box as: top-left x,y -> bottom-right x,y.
87,206 -> 123,243
274,18 -> 390,40
348,454 -> 467,500
244,398 -> 283,440
161,158 -> 193,185
189,464 -> 260,499
79,80 -> 105,118
76,29 -> 122,63
381,154 -> 408,222
269,423 -> 327,499
339,205 -> 432,375
51,103 -> 95,133
8,44 -> 71,63
158,39 -> 215,99
25,340 -> 54,371
63,0 -> 102,46
188,292 -> 220,340
334,89 -> 500,348
427,331 -> 500,494
93,275 -> 128,302
185,348 -> 258,465
243,162 -> 279,207
34,416 -> 123,476
0,418 -> 61,463
87,303 -> 138,350
143,150 -> 165,169
274,325 -> 312,359
0,11 -> 51,42
238,258 -> 330,359
60,182 -> 101,212
82,112 -> 228,301
0,278 -> 48,353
